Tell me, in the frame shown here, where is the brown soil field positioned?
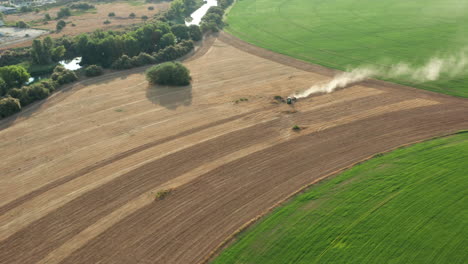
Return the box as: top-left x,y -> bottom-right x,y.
0,33 -> 467,264
1,1 -> 169,49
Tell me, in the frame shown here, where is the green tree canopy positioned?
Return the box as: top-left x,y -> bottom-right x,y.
171,24 -> 190,40
160,33 -> 176,49
188,25 -> 202,41
0,96 -> 21,119
146,62 -> 191,86
0,66 -> 30,89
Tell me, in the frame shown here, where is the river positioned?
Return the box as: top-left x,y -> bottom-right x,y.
185,0 -> 218,26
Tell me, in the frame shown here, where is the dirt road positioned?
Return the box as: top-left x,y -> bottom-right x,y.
0,33 -> 467,263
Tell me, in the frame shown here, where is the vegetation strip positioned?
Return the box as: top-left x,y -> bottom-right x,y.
211,132 -> 468,264
0,0 -> 206,119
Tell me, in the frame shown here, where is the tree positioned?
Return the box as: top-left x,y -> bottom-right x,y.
31,37 -> 55,64
44,13 -> 51,20
57,7 -> 71,19
52,45 -> 66,62
43,36 -> 54,57
108,12 -> 115,17
0,78 -> 7,96
146,62 -> 191,86
188,25 -> 202,41
16,21 -> 29,28
0,96 -> 21,119
0,66 -> 30,88
31,39 -> 44,64
142,15 -> 148,20
160,33 -> 176,49
56,20 -> 66,31
129,13 -> 136,18
171,24 -> 190,40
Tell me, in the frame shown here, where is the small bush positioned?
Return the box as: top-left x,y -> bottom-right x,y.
146,62 -> 191,86
133,52 -> 156,67
111,55 -> 134,70
0,96 -> 21,119
148,6 -> 155,10
108,12 -> 115,17
85,65 -> 104,77
45,13 -> 51,20
103,20 -> 111,24
38,79 -> 58,92
141,15 -> 149,20
292,125 -> 301,131
155,189 -> 172,201
129,13 -> 136,18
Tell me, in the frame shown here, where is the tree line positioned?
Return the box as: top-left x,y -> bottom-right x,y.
0,20 -> 201,119
0,0 -> 235,119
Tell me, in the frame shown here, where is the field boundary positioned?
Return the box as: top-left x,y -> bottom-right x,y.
218,31 -> 468,102
200,130 -> 466,264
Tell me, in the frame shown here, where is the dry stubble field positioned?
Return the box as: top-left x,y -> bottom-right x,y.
0,34 -> 467,263
2,1 -> 169,49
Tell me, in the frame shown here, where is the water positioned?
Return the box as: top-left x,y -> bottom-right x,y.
27,76 -> 38,85
185,0 -> 218,26
60,57 -> 82,71
26,57 -> 82,85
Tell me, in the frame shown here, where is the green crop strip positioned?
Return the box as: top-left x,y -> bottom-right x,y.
226,0 -> 468,97
213,133 -> 468,263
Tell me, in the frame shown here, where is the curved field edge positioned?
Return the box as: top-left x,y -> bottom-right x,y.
224,0 -> 468,98
211,132 -> 468,264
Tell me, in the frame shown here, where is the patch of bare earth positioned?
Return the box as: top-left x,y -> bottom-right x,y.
0,33 -> 467,264
1,1 -> 169,49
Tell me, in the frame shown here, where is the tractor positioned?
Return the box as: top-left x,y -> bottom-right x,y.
286,97 -> 297,105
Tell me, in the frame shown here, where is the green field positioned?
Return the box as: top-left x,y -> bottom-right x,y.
212,132 -> 468,264
225,0 -> 468,97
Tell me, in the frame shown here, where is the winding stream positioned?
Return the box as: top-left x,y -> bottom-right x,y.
185,0 -> 218,26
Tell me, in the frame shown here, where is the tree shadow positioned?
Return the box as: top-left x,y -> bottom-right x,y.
146,84 -> 192,110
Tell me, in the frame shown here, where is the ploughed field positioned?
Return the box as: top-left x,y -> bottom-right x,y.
213,132 -> 468,264
0,34 -> 467,263
226,0 -> 468,97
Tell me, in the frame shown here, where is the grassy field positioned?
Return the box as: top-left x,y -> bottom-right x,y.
225,0 -> 468,97
212,132 -> 468,264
